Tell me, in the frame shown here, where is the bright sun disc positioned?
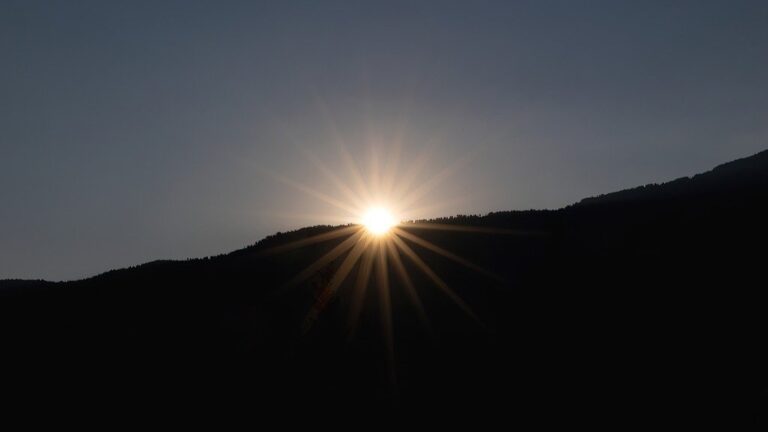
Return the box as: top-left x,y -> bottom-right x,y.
362,207 -> 395,236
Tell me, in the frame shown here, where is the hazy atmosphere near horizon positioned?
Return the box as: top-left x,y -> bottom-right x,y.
2,0 -> 767,280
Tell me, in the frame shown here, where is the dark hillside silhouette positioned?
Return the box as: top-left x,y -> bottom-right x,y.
2,150 -> 768,427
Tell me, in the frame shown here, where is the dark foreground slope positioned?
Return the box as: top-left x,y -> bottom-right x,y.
2,150 -> 768,426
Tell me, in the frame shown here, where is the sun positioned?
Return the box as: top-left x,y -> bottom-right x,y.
266,145 -> 497,377
362,207 -> 396,236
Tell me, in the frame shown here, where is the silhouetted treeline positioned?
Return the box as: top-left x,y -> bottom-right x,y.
2,150 -> 768,427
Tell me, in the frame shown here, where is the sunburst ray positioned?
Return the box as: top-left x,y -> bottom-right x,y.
261,225 -> 358,256
284,229 -> 365,290
274,173 -> 361,216
337,142 -> 375,205
389,233 -> 483,326
265,128 -> 500,373
302,233 -> 371,334
375,239 -> 397,390
385,238 -> 431,336
393,227 -> 500,282
304,150 -> 368,211
346,243 -> 376,341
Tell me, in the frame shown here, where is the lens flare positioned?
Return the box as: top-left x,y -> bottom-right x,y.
362,207 -> 395,236
264,142 -> 511,384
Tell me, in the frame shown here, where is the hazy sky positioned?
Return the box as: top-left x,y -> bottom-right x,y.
2,0 -> 767,280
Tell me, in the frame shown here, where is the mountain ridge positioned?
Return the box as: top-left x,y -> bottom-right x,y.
5,149 -> 767,285
1,149 -> 767,426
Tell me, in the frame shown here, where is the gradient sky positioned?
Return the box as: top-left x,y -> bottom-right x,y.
2,0 -> 767,280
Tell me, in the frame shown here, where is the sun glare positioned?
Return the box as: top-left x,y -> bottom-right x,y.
362,207 -> 395,236
268,144 -> 495,380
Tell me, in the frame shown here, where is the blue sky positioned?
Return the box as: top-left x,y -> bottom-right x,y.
2,0 -> 767,280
